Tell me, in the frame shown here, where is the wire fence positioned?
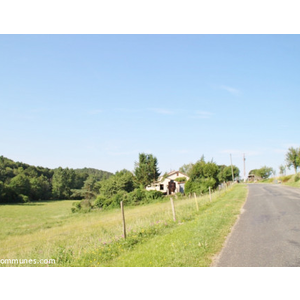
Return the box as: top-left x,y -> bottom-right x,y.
0,182 -> 235,256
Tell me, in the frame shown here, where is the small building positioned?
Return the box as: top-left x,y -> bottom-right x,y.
146,171 -> 190,194
248,174 -> 261,182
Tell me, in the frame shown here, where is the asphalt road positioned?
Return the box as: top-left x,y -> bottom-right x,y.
214,184 -> 300,267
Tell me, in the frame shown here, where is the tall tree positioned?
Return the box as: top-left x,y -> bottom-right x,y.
9,173 -> 31,201
286,147 -> 300,174
52,167 -> 70,199
134,153 -> 161,187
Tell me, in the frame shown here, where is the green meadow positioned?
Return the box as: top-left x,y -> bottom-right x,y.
0,184 -> 248,267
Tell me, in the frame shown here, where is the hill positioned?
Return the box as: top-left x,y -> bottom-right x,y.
73,167 -> 112,181
0,155 -> 113,203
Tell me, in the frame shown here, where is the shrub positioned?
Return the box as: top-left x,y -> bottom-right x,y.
143,190 -> 164,204
93,195 -> 107,208
185,177 -> 216,195
126,188 -> 146,205
19,194 -> 30,203
109,191 -> 128,208
71,199 -> 93,213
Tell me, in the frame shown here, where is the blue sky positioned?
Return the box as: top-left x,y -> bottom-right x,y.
0,35 -> 299,177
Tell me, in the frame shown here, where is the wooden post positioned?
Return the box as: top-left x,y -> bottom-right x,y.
170,197 -> 176,222
120,201 -> 126,239
209,187 -> 212,202
194,193 -> 199,211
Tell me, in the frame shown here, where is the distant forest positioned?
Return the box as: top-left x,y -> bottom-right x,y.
0,156 -> 113,203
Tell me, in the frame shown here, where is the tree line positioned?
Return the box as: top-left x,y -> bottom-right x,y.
0,156 -> 112,203
74,154 -> 241,212
0,153 -> 240,206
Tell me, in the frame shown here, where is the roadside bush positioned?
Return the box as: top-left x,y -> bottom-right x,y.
185,177 -> 216,195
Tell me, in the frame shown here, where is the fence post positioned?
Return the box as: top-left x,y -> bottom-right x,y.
170,197 -> 176,222
209,187 -> 212,202
120,201 -> 126,239
194,192 -> 199,211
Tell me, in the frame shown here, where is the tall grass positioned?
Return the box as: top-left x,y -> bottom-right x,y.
0,184 -> 247,267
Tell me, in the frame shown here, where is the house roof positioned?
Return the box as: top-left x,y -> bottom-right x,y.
157,171 -> 190,182
167,171 -> 189,178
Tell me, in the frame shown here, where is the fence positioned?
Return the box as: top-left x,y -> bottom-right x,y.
0,182 -> 235,260
119,182 -> 235,239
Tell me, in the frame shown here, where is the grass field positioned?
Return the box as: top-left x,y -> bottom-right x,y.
0,184 -> 248,267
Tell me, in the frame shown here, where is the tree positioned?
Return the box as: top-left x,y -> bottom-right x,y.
218,165 -> 240,182
249,166 -> 273,179
9,173 -> 31,196
52,167 -> 74,199
98,169 -> 136,199
279,164 -> 286,176
72,175 -> 100,200
29,175 -> 51,200
134,153 -> 161,187
185,157 -> 219,194
286,147 -> 300,174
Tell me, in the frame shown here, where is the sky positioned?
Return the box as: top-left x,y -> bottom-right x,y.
0,34 -> 299,178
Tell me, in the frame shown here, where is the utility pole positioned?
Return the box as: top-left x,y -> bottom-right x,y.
243,153 -> 246,182
230,154 -> 234,182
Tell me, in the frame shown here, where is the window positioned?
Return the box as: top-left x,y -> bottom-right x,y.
160,184 -> 164,191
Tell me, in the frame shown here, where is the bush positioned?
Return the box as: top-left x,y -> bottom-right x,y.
74,188 -> 165,213
19,194 -> 30,203
93,195 -> 107,208
71,199 -> 93,213
143,190 -> 164,203
125,189 -> 146,205
109,191 -> 128,208
185,177 -> 216,195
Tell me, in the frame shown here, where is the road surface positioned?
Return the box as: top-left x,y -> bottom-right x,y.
214,184 -> 300,267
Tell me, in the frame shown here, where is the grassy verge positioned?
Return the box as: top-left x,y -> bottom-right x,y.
0,184 -> 248,267
72,184 -> 248,267
280,174 -> 300,188
257,174 -> 300,188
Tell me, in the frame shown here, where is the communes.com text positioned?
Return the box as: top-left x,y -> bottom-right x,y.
0,258 -> 56,265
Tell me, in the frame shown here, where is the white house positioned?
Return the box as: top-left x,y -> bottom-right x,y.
146,171 -> 190,194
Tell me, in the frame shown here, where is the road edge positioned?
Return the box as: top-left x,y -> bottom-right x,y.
210,184 -> 250,267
